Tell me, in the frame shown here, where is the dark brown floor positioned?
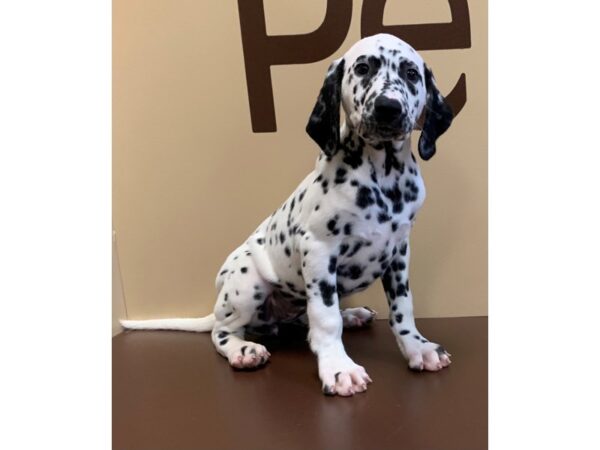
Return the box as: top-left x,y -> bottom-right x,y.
113,317 -> 487,450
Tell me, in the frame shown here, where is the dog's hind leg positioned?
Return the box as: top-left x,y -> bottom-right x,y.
212,250 -> 273,369
283,307 -> 377,330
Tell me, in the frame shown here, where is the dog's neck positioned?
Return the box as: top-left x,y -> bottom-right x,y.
337,121 -> 415,183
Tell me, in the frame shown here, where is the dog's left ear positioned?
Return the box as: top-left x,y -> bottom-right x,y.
418,65 -> 454,161
306,58 -> 345,156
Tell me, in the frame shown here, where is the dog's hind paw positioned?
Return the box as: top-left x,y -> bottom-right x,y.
228,342 -> 271,370
341,306 -> 377,328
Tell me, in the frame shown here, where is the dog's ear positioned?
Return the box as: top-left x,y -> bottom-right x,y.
418,65 -> 454,161
306,58 -> 345,156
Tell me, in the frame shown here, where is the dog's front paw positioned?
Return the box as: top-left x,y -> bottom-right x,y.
319,357 -> 372,396
228,342 -> 271,370
406,342 -> 452,372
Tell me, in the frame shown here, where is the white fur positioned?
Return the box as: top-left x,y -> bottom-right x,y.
121,314 -> 215,332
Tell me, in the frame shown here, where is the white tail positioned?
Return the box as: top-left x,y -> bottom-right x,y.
120,313 -> 215,333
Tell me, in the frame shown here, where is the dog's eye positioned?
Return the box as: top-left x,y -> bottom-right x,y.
406,68 -> 419,82
354,63 -> 370,76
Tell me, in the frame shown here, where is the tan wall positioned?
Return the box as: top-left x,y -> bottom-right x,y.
113,0 -> 487,324
112,231 -> 128,336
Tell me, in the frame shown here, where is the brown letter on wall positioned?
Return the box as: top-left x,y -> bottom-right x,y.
238,0 -> 352,132
361,0 -> 471,117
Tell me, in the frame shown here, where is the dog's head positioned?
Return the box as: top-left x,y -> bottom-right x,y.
306,34 -> 453,160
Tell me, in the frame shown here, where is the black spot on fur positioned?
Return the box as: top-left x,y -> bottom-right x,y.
356,186 -> 375,208
347,241 -> 363,257
381,271 -> 394,295
395,314 -> 403,323
327,216 -> 340,235
344,223 -> 352,235
347,265 -> 363,280
383,142 -> 404,175
318,280 -> 336,307
334,167 -> 347,184
396,283 -> 408,297
404,179 -> 419,202
382,185 -> 404,213
377,212 -> 391,223
240,267 -> 248,274
328,256 -> 337,274
343,146 -> 363,169
372,187 -> 387,210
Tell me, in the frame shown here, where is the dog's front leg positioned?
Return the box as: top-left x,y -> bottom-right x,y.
382,240 -> 452,371
301,237 -> 372,396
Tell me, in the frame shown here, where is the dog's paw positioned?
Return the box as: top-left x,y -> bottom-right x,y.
320,358 -> 372,396
406,342 -> 452,372
341,306 -> 377,328
228,342 -> 271,370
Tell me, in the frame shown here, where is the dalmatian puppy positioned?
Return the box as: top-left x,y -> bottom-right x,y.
122,33 -> 454,397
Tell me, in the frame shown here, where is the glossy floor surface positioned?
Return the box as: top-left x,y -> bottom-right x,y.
114,317 -> 487,450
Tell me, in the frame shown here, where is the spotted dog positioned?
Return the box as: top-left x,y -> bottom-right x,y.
122,34 -> 454,397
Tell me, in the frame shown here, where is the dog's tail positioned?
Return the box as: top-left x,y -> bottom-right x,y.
120,313 -> 216,333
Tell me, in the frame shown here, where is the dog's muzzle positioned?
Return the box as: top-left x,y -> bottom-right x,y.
369,96 -> 409,139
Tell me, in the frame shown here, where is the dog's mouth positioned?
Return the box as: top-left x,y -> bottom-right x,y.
360,117 -> 411,141
365,124 -> 409,142
376,125 -> 405,139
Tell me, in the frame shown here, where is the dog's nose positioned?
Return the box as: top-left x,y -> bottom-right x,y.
374,96 -> 405,124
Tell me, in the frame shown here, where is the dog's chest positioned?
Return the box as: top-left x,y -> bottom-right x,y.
334,171 -> 424,294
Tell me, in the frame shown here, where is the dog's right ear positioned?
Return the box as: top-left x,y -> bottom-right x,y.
306,58 -> 345,156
